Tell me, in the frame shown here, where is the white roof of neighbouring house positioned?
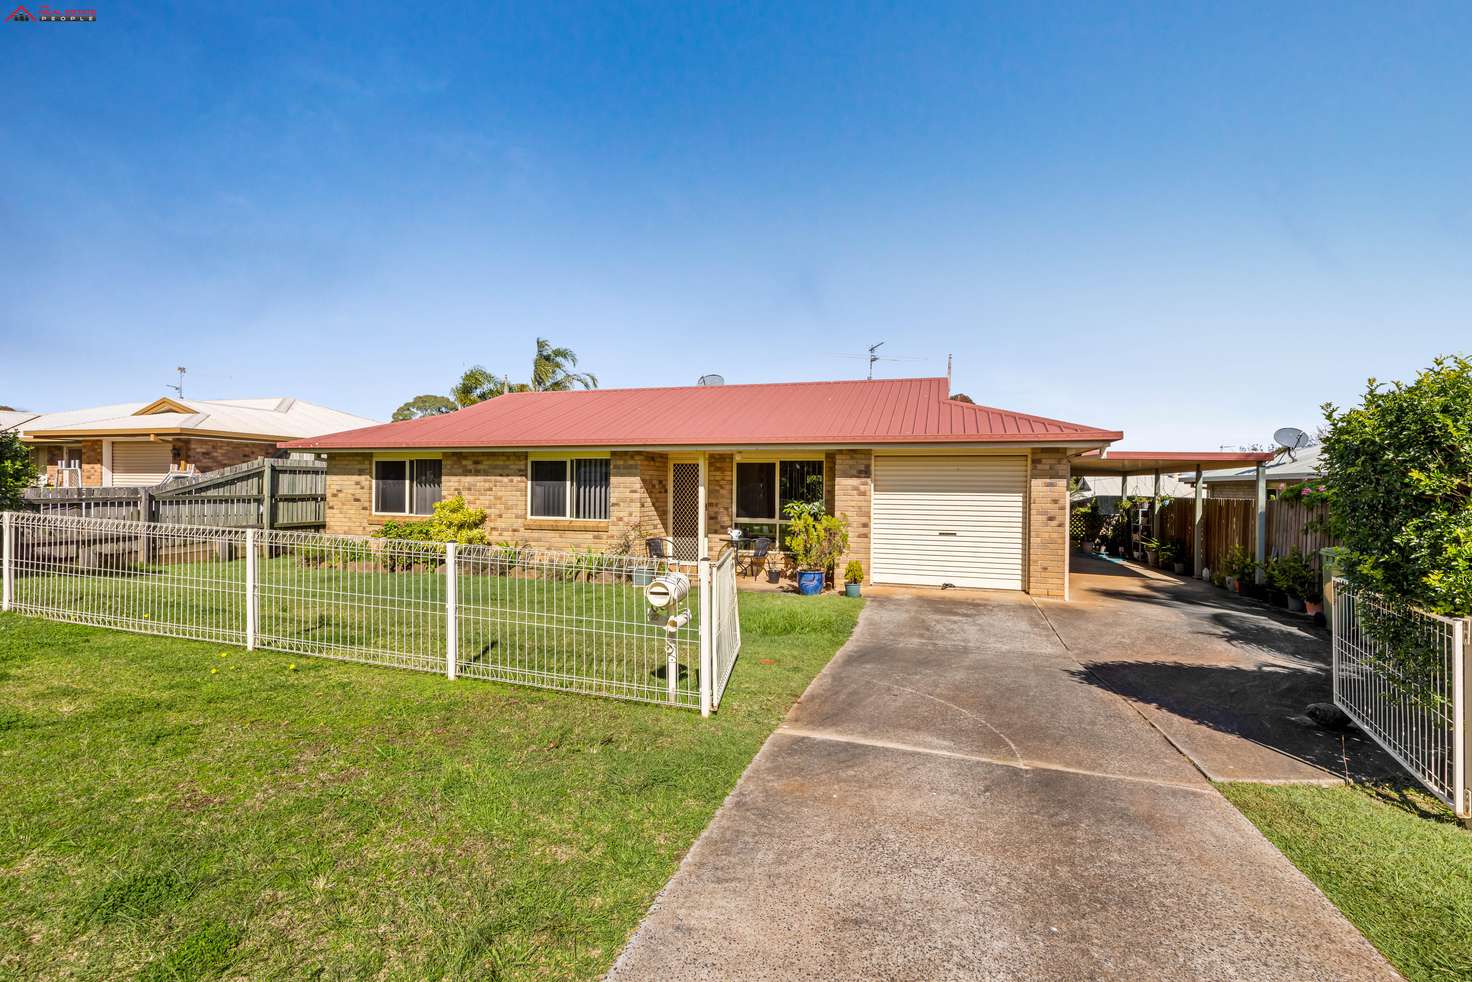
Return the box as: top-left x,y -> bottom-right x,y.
1183,445 -> 1325,486
1075,473 -> 1194,498
0,410 -> 40,432
18,396 -> 380,443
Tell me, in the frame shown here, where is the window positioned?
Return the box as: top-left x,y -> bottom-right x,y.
734,458 -> 824,546
529,456 -> 610,520
373,458 -> 442,515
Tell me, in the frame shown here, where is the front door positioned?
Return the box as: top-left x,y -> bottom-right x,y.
669,459 -> 704,562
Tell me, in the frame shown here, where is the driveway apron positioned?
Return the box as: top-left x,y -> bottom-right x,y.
608,592 -> 1396,981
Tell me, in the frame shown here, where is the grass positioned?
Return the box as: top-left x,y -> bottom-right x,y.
12,554 -> 735,703
0,592 -> 862,980
1221,781 -> 1472,981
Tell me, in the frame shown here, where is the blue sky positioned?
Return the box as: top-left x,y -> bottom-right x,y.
2,1 -> 1468,448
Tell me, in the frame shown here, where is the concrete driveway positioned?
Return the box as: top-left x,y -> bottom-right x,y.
608,569 -> 1397,980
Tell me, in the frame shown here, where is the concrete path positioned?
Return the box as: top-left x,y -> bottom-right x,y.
608,589 -> 1397,981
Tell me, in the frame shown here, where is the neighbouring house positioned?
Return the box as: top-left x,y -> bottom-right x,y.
1074,472 -> 1192,513
1181,445 -> 1324,499
283,377 -> 1130,598
16,396 -> 379,488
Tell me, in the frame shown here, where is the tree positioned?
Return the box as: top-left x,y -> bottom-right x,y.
391,394 -> 457,421
447,339 -> 598,409
0,430 -> 37,509
528,338 -> 597,392
450,366 -> 518,408
1322,355 -> 1472,619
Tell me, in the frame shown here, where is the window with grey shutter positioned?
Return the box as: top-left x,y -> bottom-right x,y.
573,458 -> 610,519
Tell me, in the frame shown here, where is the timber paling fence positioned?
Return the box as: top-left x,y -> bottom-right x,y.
1144,497 -> 1335,574
0,512 -> 742,715
21,457 -> 327,529
1332,578 -> 1470,818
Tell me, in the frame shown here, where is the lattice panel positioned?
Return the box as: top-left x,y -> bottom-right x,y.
671,463 -> 702,561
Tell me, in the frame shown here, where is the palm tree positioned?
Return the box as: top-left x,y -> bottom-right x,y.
450,366 -> 519,408
450,339 -> 597,408
528,338 -> 597,392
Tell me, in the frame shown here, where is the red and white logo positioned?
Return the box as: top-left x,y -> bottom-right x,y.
5,6 -> 33,20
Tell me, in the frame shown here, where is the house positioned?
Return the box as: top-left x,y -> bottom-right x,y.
1181,445 -> 1324,499
1074,472 -> 1193,512
282,377 -> 1128,598
17,396 -> 379,488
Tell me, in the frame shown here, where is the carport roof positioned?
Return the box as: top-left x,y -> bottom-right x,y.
1071,450 -> 1275,476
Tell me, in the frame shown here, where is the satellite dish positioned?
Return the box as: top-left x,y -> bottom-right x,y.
1273,427 -> 1311,451
697,374 -> 725,386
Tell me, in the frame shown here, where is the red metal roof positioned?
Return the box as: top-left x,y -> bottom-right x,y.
283,377 -> 1123,450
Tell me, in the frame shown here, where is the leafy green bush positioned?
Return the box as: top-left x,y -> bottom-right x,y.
782,505 -> 849,573
1221,545 -> 1257,582
0,430 -> 37,509
1322,355 -> 1472,618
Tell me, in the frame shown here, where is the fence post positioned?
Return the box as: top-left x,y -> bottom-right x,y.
445,542 -> 458,680
1456,617 -> 1469,820
137,488 -> 153,564
699,556 -> 713,717
261,458 -> 275,531
244,527 -> 257,650
2,512 -> 12,612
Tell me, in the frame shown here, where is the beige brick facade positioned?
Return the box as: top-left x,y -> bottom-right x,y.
177,438 -> 277,474
1026,447 -> 1070,599
321,444 -> 1074,599
833,449 -> 872,583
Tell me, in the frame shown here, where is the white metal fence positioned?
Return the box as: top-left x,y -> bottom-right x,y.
1332,578 -> 1469,817
0,512 -> 742,715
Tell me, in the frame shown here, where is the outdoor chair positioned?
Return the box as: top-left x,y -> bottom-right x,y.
645,537 -> 673,560
740,537 -> 772,578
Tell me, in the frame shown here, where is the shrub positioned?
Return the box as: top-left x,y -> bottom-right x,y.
1221,545 -> 1257,582
782,505 -> 849,573
370,495 -> 489,570
0,430 -> 37,510
844,560 -> 864,583
1321,355 -> 1472,618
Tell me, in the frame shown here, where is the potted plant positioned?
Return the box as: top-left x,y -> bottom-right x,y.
844,560 -> 864,598
1141,536 -> 1160,567
783,504 -> 849,595
1274,549 -> 1316,614
1169,540 -> 1187,575
1221,545 -> 1255,593
1262,555 -> 1288,607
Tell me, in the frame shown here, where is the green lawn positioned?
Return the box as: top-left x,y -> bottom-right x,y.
12,554 -> 727,705
0,592 -> 861,980
1221,781 -> 1472,981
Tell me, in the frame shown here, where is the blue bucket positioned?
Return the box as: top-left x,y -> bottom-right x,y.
797,570 -> 825,596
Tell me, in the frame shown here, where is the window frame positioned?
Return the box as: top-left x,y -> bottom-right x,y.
732,456 -> 825,547
371,454 -> 443,517
525,452 -> 612,521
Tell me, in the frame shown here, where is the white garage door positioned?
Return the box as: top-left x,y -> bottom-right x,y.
871,454 -> 1026,590
111,442 -> 173,487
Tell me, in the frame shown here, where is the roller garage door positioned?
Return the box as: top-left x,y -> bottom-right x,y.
110,441 -> 173,487
871,454 -> 1026,590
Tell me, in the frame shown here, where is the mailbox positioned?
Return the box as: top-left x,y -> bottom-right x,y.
644,571 -> 690,609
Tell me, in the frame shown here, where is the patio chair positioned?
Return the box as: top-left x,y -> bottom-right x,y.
740,537 -> 772,578
645,537 -> 673,560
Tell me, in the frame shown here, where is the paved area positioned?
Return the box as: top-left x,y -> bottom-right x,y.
608,582 -> 1397,981
1049,553 -> 1401,784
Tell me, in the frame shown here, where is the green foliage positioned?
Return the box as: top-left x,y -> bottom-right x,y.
373,496 -> 488,548
1220,545 -> 1258,582
1279,479 -> 1331,508
1269,549 -> 1319,601
450,339 -> 598,408
391,394 -> 456,421
783,509 -> 849,572
0,430 -> 37,509
844,560 -> 864,583
1322,355 -> 1472,618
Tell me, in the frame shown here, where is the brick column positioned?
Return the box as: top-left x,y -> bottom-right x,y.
834,449 -> 872,584
1027,448 -> 1070,599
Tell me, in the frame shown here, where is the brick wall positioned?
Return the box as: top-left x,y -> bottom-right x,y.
178,438 -> 276,474
834,449 -> 872,584
325,449 -> 669,554
705,453 -> 734,559
81,440 -> 103,486
1027,448 -> 1070,599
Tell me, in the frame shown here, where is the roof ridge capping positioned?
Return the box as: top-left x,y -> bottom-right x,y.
489,375 -> 952,396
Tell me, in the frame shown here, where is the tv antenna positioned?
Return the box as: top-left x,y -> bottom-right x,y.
167,366 -> 187,399
836,342 -> 928,380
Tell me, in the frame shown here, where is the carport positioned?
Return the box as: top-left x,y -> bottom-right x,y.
1071,450 -> 1276,580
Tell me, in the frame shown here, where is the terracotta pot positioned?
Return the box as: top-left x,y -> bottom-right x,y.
1304,599 -> 1323,617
